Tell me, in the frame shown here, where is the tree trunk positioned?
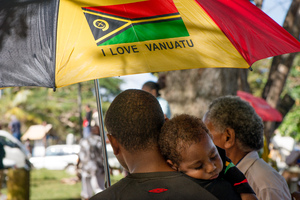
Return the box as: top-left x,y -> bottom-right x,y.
238,69 -> 252,93
162,68 -> 238,118
262,0 -> 300,144
78,83 -> 83,138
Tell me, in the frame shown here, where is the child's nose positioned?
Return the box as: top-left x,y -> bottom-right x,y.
206,163 -> 216,173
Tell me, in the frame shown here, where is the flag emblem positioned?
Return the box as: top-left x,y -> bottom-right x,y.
82,0 -> 189,46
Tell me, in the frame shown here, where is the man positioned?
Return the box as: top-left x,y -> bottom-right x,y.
142,81 -> 171,119
83,104 -> 92,138
9,115 -> 21,141
203,95 -> 291,200
78,125 -> 105,200
90,89 -> 217,200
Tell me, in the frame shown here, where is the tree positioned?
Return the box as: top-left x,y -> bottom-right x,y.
262,0 -> 300,144
163,68 -> 238,118
0,77 -> 123,141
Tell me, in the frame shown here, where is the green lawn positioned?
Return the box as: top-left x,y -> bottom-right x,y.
2,169 -> 123,200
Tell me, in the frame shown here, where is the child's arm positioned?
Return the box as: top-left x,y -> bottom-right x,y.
217,146 -> 255,195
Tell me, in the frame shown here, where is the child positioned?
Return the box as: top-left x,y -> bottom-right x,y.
159,114 -> 257,200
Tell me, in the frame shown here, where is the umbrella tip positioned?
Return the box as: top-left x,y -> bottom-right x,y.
249,67 -> 253,71
53,87 -> 56,92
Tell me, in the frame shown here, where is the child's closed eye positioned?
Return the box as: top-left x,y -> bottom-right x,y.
210,154 -> 218,160
195,165 -> 203,170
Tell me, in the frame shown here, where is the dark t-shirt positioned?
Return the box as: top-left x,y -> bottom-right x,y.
217,147 -> 254,194
10,120 -> 21,134
86,110 -> 92,127
191,177 -> 241,200
90,171 -> 218,200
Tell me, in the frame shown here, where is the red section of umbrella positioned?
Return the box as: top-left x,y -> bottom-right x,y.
196,0 -> 300,66
148,188 -> 168,193
85,0 -> 176,19
237,91 -> 283,122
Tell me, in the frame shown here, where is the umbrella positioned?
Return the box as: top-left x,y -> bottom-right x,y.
237,91 -> 283,122
1,0 -> 299,186
21,124 -> 53,141
1,0 -> 300,89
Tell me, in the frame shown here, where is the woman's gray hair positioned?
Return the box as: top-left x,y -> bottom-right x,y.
205,95 -> 264,152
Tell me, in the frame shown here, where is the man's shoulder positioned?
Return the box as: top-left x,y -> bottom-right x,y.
245,157 -> 290,198
91,172 -> 218,200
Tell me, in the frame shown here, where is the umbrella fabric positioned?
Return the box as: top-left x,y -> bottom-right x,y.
0,0 -> 300,89
237,91 -> 283,122
21,124 -> 53,141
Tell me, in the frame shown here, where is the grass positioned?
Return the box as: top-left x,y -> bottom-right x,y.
2,169 -> 124,200
30,169 -> 81,200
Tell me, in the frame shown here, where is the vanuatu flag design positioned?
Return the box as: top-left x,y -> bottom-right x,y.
82,0 -> 189,46
1,0 -> 300,89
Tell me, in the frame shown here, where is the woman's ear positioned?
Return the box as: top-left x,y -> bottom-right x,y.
167,159 -> 179,171
107,134 -> 120,155
224,127 -> 236,149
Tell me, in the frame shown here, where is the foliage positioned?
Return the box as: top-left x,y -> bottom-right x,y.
248,58 -> 271,96
278,54 -> 300,139
0,77 -> 123,142
249,54 -> 300,140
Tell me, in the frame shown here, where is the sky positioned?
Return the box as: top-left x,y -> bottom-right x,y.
117,0 -> 292,91
262,0 -> 292,26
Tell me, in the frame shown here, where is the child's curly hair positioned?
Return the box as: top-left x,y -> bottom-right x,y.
158,114 -> 211,166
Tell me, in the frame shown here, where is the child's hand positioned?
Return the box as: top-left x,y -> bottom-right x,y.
240,193 -> 258,200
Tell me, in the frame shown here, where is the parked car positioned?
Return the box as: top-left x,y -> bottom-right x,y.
0,130 -> 31,170
30,143 -> 122,172
30,144 -> 80,170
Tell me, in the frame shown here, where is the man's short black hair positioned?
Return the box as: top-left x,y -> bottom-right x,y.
105,89 -> 165,153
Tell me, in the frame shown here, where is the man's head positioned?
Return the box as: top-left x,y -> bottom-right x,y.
142,81 -> 160,97
159,114 -> 223,180
105,89 -> 164,154
85,104 -> 91,111
203,95 -> 264,153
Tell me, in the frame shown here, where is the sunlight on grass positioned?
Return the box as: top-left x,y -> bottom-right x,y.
31,169 -> 81,200
2,169 -> 124,200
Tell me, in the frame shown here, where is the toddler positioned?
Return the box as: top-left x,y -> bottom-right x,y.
159,114 -> 257,200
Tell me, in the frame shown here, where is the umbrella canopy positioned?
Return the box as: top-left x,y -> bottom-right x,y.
21,124 -> 53,141
237,91 -> 283,122
1,0 -> 300,89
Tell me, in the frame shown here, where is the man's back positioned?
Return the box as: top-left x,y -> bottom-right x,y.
90,171 -> 218,200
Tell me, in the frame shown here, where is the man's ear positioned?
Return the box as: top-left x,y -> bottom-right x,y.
167,159 -> 179,171
224,127 -> 236,149
107,134 -> 120,155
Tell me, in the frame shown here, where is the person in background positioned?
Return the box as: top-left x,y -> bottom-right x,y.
78,125 -> 105,200
159,114 -> 257,200
90,89 -> 218,200
8,115 -> 21,141
83,105 -> 92,138
203,95 -> 291,200
142,81 -> 171,119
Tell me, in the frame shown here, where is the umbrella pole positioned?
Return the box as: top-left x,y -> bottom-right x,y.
94,79 -> 111,187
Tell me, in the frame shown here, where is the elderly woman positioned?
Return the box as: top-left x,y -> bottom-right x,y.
203,95 -> 291,200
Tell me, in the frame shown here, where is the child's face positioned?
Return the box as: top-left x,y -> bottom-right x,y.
178,134 -> 223,180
